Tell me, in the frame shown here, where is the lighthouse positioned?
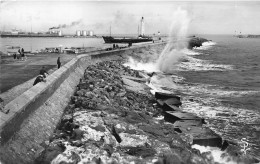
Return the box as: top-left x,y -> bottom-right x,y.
140,17 -> 145,37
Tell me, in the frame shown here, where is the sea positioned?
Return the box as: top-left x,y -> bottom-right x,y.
124,34 -> 260,162
1,35 -> 260,162
0,37 -> 106,54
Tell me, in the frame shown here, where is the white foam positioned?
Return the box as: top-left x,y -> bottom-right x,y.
192,145 -> 238,164
181,48 -> 201,56
123,57 -> 159,72
177,56 -> 233,71
194,41 -> 217,50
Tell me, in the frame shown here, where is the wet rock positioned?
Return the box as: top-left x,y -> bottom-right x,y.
188,37 -> 208,49
164,111 -> 204,124
155,92 -> 181,100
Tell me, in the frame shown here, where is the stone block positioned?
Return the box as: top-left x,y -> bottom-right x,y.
164,111 -> 204,124
155,92 -> 180,100
174,120 -> 204,127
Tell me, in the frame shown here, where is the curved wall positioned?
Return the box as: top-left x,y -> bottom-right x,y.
0,42 -> 166,163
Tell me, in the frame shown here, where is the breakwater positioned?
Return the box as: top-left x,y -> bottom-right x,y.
35,60 -> 258,164
0,42 -> 167,163
35,60 -> 209,163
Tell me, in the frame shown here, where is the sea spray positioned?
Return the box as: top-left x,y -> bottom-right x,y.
194,41 -> 217,50
124,7 -> 192,74
123,56 -> 159,72
156,7 -> 190,73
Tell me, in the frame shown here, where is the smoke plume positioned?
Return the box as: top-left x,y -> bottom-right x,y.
49,20 -> 82,30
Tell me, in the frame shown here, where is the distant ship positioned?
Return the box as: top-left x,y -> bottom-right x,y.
102,17 -> 153,46
0,33 -> 64,38
0,29 -> 63,38
102,36 -> 153,44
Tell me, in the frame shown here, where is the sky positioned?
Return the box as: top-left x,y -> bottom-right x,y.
0,0 -> 260,35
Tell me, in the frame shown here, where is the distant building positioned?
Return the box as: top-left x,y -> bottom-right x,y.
82,30 -> 87,36
140,17 -> 145,37
58,30 -> 62,36
89,30 -> 94,36
76,30 -> 81,36
49,29 -> 62,36
11,29 -> 19,35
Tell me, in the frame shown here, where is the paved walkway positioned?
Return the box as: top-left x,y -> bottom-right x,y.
0,53 -> 76,104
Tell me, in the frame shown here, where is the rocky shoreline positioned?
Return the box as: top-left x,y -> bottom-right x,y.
35,58 -> 259,164
35,60 -> 206,163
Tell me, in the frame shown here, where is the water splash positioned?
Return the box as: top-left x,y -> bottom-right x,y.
156,7 -> 190,73
123,57 -> 159,72
124,8 -> 191,74
194,41 -> 217,50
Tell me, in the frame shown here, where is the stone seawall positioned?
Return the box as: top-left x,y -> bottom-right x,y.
0,42 -> 166,164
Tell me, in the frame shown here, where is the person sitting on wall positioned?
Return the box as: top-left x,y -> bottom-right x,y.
39,66 -> 49,78
33,75 -> 46,86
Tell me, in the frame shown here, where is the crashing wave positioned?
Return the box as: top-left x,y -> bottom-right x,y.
194,41 -> 217,50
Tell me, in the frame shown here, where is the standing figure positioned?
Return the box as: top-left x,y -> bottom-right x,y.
21,48 -> 25,60
21,48 -> 27,60
13,53 -> 17,59
57,57 -> 61,69
17,48 -> 21,60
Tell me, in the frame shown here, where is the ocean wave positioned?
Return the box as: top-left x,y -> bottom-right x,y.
182,96 -> 260,123
191,144 -> 258,164
194,41 -> 217,50
181,48 -> 201,55
186,84 -> 259,98
123,57 -> 159,72
177,56 -> 233,71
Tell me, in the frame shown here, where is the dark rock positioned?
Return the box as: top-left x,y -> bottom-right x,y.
34,143 -> 66,164
111,125 -> 122,143
91,125 -> 106,132
155,92 -> 180,100
164,111 -> 204,124
164,98 -> 182,107
125,111 -> 146,124
124,146 -> 156,158
139,124 -> 165,137
91,157 -> 103,164
188,37 -> 208,49
103,144 -> 114,157
156,153 -> 182,164
71,127 -> 84,140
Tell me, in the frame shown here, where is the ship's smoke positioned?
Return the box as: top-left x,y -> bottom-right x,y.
49,20 -> 82,30
156,7 -> 190,73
